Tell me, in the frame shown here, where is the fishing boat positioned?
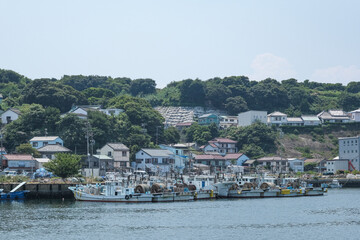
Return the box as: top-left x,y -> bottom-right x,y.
329,179 -> 342,188
68,182 -> 153,203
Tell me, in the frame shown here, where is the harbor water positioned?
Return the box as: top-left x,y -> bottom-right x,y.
1,188 -> 360,240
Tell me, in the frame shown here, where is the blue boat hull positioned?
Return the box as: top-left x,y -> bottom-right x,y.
0,191 -> 29,200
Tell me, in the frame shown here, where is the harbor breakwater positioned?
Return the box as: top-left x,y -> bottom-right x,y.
0,183 -> 76,199
2,178 -> 360,199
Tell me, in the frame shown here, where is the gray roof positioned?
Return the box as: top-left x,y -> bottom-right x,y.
199,113 -> 217,118
301,116 -> 320,121
30,136 -> 61,142
37,144 -> 71,153
141,149 -> 173,157
93,155 -> 113,160
107,143 -> 129,151
257,156 -> 288,161
287,117 -> 303,122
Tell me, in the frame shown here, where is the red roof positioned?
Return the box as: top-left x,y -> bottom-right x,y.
209,138 -> 237,144
223,153 -> 244,160
194,154 -> 226,160
4,154 -> 36,161
209,143 -> 218,148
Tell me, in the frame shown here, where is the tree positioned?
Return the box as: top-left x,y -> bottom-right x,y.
130,78 -> 156,96
15,143 -> 41,157
346,82 -> 360,94
205,84 -> 232,109
224,96 -> 248,115
22,79 -> 88,112
44,153 -> 81,178
240,144 -> 265,159
163,127 -> 180,144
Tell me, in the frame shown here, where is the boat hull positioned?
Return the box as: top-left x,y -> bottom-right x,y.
72,190 -> 153,203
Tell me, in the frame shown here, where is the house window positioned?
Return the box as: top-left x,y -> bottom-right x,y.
108,151 -> 112,157
122,151 -> 127,157
43,142 -> 48,146
32,142 -> 38,147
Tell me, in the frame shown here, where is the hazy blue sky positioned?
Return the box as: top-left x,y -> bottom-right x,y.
1,1 -> 359,87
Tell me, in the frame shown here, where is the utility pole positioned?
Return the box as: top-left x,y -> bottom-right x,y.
84,121 -> 93,177
0,127 -> 3,170
156,126 -> 161,145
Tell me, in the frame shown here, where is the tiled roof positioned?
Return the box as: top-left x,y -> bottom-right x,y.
92,155 -> 113,160
267,111 -> 286,117
301,116 -> 320,121
30,136 -> 60,142
287,117 -> 303,122
304,159 -> 322,163
194,154 -> 225,160
37,144 -> 71,153
107,143 -> 129,151
210,138 -> 237,144
223,153 -> 244,160
4,154 -> 35,161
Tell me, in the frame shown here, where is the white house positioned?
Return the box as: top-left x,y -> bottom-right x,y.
203,138 -> 238,156
219,116 -> 238,129
135,149 -> 175,174
237,110 -> 267,127
267,112 -> 287,126
99,108 -> 124,116
159,144 -> 189,172
99,143 -> 130,168
301,116 -> 321,126
350,108 -> 360,122
288,158 -> 304,172
1,108 -> 21,124
29,136 -> 64,149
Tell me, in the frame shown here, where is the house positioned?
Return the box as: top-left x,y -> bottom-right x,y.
134,149 -> 175,174
286,117 -> 304,126
64,105 -> 101,119
301,116 -> 321,126
219,116 -> 238,129
287,158 -> 305,172
159,144 -> 190,172
338,136 -> 360,170
326,158 -> 350,173
193,154 -> 230,169
203,138 -> 238,155
317,110 -> 351,123
99,143 -> 130,168
237,110 -> 268,127
3,154 -> 38,173
83,155 -> 114,177
29,136 -> 64,149
37,144 -> 71,159
304,158 -> 327,172
267,112 -> 287,126
198,114 -> 219,126
1,108 -> 21,124
257,156 -> 289,173
350,108 -> 360,122
99,108 -> 124,116
222,153 -> 249,166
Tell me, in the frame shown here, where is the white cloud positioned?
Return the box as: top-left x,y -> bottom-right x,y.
249,53 -> 296,81
311,65 -> 360,84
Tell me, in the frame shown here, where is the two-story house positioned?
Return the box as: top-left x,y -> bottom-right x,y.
203,138 -> 238,156
219,116 -> 238,129
29,136 -> 64,149
198,114 -> 219,126
317,110 -> 351,123
257,156 -> 289,173
237,110 -> 268,127
267,112 -> 287,126
99,143 -> 130,168
3,154 -> 38,173
135,149 -> 175,174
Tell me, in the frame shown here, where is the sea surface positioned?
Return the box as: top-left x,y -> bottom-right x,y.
1,188 -> 360,240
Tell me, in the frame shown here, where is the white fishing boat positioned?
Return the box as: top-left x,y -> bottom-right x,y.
329,179 -> 342,188
68,182 -> 153,203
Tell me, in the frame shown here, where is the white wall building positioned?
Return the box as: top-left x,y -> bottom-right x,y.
1,108 -> 21,124
326,159 -> 349,173
301,116 -> 321,126
350,108 -> 360,122
288,158 -> 304,172
219,116 -> 238,129
135,149 -> 175,174
338,136 -> 360,170
267,112 -> 287,126
238,110 -> 267,127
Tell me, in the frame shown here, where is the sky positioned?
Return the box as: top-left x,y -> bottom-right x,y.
0,0 -> 359,88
